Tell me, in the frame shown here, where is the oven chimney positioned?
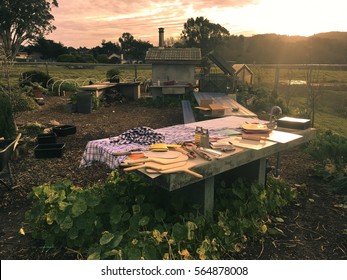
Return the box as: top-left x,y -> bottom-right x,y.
158,27 -> 164,48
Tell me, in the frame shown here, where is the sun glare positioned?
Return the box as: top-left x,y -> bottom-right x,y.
211,0 -> 346,37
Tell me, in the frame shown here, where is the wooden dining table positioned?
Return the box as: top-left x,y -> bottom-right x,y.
80,116 -> 316,216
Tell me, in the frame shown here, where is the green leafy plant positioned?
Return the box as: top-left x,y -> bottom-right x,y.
25,172 -> 295,260
10,88 -> 38,113
106,68 -> 120,82
237,86 -> 286,115
20,70 -> 51,88
305,130 -> 347,194
0,93 -> 16,138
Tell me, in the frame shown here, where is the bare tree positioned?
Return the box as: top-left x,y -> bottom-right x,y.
305,66 -> 321,127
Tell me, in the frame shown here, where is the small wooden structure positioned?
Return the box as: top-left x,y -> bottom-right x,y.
232,64 -> 254,85
194,92 -> 257,118
199,51 -> 236,93
145,48 -> 201,98
79,83 -> 117,97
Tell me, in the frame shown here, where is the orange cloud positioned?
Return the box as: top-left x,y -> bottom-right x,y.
47,0 -> 258,48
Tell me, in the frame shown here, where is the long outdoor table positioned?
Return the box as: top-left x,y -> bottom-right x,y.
80,116 -> 316,216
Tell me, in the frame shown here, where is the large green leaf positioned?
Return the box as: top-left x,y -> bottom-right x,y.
138,216 -> 150,227
110,205 -> 123,225
100,231 -> 114,245
58,201 -> 72,211
127,247 -> 142,260
86,191 -> 101,207
132,204 -> 141,215
154,209 -> 166,222
129,214 -> 141,230
87,252 -> 101,260
122,212 -> 131,221
111,233 -> 123,247
71,198 -> 88,217
142,244 -> 158,260
68,227 -> 79,240
60,215 -> 73,231
172,223 -> 187,241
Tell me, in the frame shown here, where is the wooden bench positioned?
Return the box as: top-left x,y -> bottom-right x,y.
181,100 -> 196,124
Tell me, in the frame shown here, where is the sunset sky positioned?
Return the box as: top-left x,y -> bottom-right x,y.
47,0 -> 347,48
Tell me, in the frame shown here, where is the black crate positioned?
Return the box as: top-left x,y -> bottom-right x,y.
36,133 -> 57,144
277,117 -> 311,130
34,143 -> 65,158
53,125 -> 76,136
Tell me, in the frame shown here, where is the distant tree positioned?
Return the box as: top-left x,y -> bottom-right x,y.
119,33 -> 153,61
91,40 -> 121,57
0,0 -> 59,60
165,36 -> 181,47
75,54 -> 96,63
180,17 -> 230,55
25,37 -> 67,60
131,40 -> 153,61
119,33 -> 135,60
96,54 -> 109,64
56,54 -> 76,62
101,40 -> 121,55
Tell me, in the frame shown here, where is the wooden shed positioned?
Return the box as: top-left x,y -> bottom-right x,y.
145,47 -> 201,98
232,64 -> 254,85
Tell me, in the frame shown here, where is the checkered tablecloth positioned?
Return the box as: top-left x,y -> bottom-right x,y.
79,116 -> 261,170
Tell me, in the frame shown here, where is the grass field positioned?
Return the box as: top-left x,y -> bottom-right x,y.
254,67 -> 347,136
2,63 -> 346,136
2,63 -> 152,86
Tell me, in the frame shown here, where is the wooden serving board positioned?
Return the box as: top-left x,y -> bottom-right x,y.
143,150 -> 181,159
145,164 -> 203,179
124,154 -> 188,165
123,161 -> 187,172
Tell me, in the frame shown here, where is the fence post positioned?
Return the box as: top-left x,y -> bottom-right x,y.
272,65 -> 280,95
45,62 -> 49,77
134,64 -> 138,81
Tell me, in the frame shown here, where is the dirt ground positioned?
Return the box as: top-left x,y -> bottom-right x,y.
0,96 -> 346,260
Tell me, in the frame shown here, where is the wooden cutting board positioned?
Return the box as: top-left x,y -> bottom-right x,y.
143,150 -> 181,159
123,160 -> 187,172
124,154 -> 188,165
145,165 -> 203,179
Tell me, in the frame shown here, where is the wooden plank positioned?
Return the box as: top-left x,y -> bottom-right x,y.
181,100 -> 196,124
193,92 -> 257,117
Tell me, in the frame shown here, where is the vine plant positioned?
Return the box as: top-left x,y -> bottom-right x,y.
25,171 -> 295,260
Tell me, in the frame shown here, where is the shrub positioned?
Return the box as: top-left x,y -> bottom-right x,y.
305,130 -> 347,194
57,54 -> 77,63
237,86 -> 286,115
96,54 -> 109,64
0,93 -> 16,138
20,70 -> 51,88
52,81 -> 78,95
106,68 -> 120,82
10,88 -> 38,114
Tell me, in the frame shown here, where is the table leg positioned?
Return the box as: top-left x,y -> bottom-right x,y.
258,157 -> 267,185
203,176 -> 214,217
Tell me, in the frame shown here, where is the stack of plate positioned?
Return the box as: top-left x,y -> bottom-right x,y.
241,124 -> 271,134
241,123 -> 271,141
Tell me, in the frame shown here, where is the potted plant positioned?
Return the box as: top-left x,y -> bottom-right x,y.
64,93 -> 77,113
